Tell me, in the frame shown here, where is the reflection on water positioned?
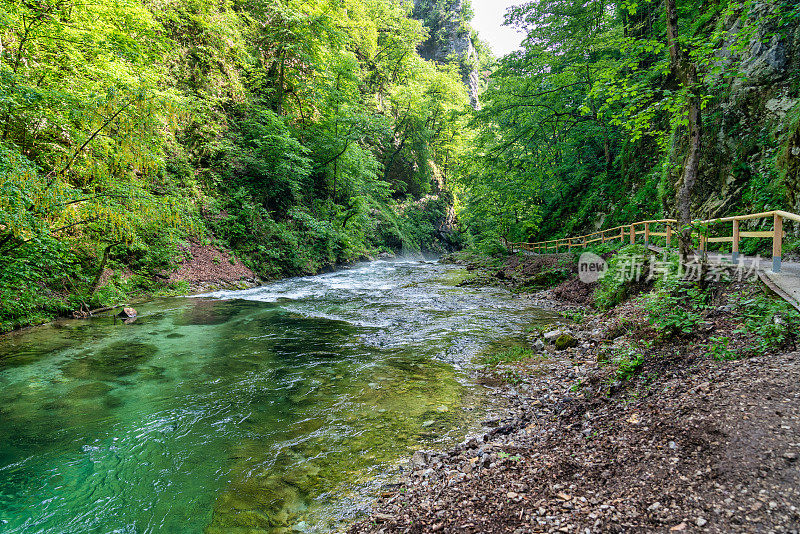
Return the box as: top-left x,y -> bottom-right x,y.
0,260 -> 557,533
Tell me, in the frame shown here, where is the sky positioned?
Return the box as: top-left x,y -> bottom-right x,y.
470,0 -> 526,57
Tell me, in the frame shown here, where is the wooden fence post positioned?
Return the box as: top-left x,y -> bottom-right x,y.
732,219 -> 740,263
773,213 -> 783,273
666,224 -> 672,249
630,224 -> 635,244
644,223 -> 650,248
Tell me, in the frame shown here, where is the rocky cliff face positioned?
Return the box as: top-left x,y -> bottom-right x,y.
412,0 -> 481,108
681,2 -> 800,218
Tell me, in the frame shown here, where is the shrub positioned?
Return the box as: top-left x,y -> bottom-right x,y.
594,244 -> 650,310
611,342 -> 645,380
645,270 -> 710,339
0,238 -> 89,332
707,336 -> 738,361
731,290 -> 800,351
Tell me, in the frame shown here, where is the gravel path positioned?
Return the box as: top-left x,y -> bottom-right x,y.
352,346 -> 800,533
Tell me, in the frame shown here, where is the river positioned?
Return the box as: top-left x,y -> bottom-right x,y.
0,260 -> 558,533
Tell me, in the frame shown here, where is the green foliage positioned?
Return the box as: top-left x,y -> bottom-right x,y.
707,335 -> 738,361
731,291 -> 800,351
459,0 -> 800,249
0,0 -> 474,329
562,309 -> 586,323
608,341 -> 645,381
480,345 -> 540,366
594,245 -> 649,310
645,275 -> 709,338
0,238 -> 86,332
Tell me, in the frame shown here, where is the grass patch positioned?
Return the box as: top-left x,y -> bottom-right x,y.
480,345 -> 546,366
439,268 -> 475,286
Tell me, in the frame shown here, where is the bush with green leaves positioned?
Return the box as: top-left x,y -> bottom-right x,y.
594,245 -> 650,310
602,341 -> 645,381
731,290 -> 800,351
645,277 -> 708,338
0,238 -> 89,332
707,336 -> 738,361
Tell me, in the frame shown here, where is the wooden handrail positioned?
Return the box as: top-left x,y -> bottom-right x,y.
513,210 -> 799,273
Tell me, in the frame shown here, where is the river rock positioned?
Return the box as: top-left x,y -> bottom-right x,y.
543,329 -> 564,343
555,334 -> 578,350
118,307 -> 137,318
410,450 -> 430,470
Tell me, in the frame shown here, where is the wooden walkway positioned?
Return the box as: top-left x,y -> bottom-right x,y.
513,210 -> 800,311
759,266 -> 800,312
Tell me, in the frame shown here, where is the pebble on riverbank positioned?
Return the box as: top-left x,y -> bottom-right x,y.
350,253 -> 800,534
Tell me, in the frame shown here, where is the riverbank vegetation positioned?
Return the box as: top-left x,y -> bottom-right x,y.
444,243 -> 800,360
3,0 -> 799,332
0,0 -> 482,331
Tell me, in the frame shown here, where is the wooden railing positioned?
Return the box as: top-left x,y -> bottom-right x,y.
513,210 -> 800,273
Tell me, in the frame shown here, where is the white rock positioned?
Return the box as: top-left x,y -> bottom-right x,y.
543,329 -> 564,343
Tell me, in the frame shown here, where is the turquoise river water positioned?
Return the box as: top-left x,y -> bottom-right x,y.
0,260 -> 557,533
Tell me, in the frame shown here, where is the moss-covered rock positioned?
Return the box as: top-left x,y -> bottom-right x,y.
554,334 -> 578,350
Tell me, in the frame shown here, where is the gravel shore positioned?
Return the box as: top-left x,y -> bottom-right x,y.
350,254 -> 800,533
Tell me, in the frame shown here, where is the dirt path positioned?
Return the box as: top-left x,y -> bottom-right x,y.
352,348 -> 800,533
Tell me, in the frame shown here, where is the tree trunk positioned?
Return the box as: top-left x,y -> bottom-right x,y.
676,82 -> 701,258
665,0 -> 702,258
276,48 -> 286,116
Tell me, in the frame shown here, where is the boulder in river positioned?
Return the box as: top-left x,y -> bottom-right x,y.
118,307 -> 137,319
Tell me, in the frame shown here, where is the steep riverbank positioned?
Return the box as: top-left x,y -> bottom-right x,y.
0,243 -> 404,335
351,252 -> 800,533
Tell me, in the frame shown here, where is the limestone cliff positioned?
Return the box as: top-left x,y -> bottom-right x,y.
412,0 -> 482,108
669,2 -> 800,218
